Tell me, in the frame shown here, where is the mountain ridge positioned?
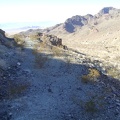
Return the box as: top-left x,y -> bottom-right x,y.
19,7 -> 120,70
44,7 -> 120,33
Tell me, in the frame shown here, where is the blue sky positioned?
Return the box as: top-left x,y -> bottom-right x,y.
0,0 -> 119,24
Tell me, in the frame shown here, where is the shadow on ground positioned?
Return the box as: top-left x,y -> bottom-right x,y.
0,40 -> 120,120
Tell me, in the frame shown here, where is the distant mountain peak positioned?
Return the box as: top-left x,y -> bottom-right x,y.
62,7 -> 120,33
63,14 -> 94,33
98,7 -> 118,15
24,7 -> 120,34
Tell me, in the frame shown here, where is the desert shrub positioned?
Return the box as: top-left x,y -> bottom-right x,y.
8,83 -> 30,99
0,79 -> 30,100
13,34 -> 24,43
84,96 -> 105,113
72,94 -> 105,114
85,99 -> 97,113
13,34 -> 25,49
64,55 -> 72,71
51,46 -> 62,56
29,34 -> 38,40
81,68 -> 100,83
33,49 -> 48,69
38,42 -> 47,52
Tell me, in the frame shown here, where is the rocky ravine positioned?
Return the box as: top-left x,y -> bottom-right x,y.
0,29 -> 120,120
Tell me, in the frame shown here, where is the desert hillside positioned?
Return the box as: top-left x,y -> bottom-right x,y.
19,7 -> 120,78
42,7 -> 120,70
0,7 -> 120,120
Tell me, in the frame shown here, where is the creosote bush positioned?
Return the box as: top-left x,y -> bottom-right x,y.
81,68 -> 100,83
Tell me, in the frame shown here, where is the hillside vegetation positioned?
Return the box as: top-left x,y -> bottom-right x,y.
1,7 -> 120,120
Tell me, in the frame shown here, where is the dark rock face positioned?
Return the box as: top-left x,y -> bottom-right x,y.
38,33 -> 63,47
0,29 -> 5,37
63,22 -> 75,33
37,33 -> 68,49
50,37 -> 62,46
98,7 -> 115,15
96,7 -> 120,18
63,15 -> 93,33
0,29 -> 14,47
62,7 -> 120,33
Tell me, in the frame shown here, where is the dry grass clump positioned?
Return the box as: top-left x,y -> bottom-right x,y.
34,54 -> 48,68
32,43 -> 49,69
85,99 -> 97,113
39,42 -> 48,51
13,34 -> 24,44
8,83 -> 30,99
51,46 -> 63,57
13,34 -> 25,50
84,95 -> 105,113
72,96 -> 97,113
72,94 -> 105,114
81,68 -> 100,83
29,34 -> 38,40
0,80 -> 30,99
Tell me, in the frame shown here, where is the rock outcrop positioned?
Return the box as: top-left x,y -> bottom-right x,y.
0,29 -> 5,37
98,7 -> 120,15
36,33 -> 67,49
63,14 -> 93,32
0,29 -> 14,47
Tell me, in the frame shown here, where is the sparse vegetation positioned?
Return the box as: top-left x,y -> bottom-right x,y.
13,34 -> 25,49
72,93 -> 106,114
8,83 -> 30,99
85,99 -> 97,113
29,33 -> 39,40
0,78 -> 30,100
65,54 -> 72,70
0,6 -> 120,120
81,68 -> 100,83
51,46 -> 62,56
84,95 -> 106,113
33,49 -> 48,69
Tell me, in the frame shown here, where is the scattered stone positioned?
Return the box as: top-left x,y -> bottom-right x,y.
17,62 -> 21,66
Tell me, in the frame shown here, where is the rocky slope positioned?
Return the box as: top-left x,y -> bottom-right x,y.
19,7 -> 120,75
38,7 -> 120,73
0,28 -> 120,120
43,7 -> 120,33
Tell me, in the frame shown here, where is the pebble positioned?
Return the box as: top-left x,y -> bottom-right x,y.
17,62 -> 21,66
